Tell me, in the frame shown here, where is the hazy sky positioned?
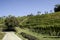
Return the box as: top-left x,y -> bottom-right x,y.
0,0 -> 60,17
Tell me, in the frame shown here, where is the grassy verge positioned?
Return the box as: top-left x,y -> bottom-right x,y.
15,27 -> 28,40
0,32 -> 5,40
15,27 -> 60,40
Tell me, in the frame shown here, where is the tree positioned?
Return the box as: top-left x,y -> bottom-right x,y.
27,13 -> 33,16
37,11 -> 41,15
5,15 -> 19,30
44,11 -> 48,14
54,4 -> 60,12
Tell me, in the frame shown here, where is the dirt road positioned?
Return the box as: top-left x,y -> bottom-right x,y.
2,32 -> 22,40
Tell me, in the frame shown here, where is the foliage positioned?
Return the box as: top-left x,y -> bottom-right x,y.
21,12 -> 60,36
0,12 -> 60,36
54,4 -> 60,12
4,15 -> 19,30
15,27 -> 60,40
20,32 -> 39,40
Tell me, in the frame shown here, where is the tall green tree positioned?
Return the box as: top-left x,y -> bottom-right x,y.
54,4 -> 60,12
5,15 -> 19,30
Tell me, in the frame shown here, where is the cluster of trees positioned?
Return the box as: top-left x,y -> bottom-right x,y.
0,15 -> 20,31
4,15 -> 19,30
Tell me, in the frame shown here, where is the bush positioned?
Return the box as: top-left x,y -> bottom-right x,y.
20,32 -> 39,40
31,25 -> 60,36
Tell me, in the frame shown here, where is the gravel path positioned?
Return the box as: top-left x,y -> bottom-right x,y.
2,32 -> 22,40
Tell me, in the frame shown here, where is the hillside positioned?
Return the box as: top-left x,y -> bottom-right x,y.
20,12 -> 60,36
21,12 -> 60,27
0,12 -> 60,40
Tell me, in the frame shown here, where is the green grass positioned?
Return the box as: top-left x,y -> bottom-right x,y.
0,32 -> 5,40
15,27 -> 60,40
21,12 -> 60,27
15,27 -> 28,40
14,12 -> 60,40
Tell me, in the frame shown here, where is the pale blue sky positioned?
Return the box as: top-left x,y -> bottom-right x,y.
0,0 -> 60,17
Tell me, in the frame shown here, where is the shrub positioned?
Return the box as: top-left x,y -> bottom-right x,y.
20,32 -> 39,40
31,25 -> 60,36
